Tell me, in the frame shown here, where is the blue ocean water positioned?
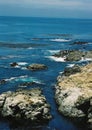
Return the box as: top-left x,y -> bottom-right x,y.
0,16 -> 92,130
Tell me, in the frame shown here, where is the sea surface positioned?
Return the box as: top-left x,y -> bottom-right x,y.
0,16 -> 92,130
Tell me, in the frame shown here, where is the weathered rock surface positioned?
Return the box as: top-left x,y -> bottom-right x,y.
55,63 -> 92,129
0,88 -> 51,123
27,64 -> 48,71
53,50 -> 92,61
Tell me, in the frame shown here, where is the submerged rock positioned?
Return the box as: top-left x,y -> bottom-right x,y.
55,63 -> 92,129
0,88 -> 52,123
0,79 -> 7,85
27,64 -> 48,71
72,41 -> 88,45
10,62 -> 18,67
53,50 -> 92,61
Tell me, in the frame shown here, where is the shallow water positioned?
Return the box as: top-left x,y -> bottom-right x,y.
0,16 -> 92,130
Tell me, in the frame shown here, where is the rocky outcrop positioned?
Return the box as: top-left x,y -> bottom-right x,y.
62,64 -> 81,76
0,88 -> 51,124
55,63 -> 92,129
27,64 -> 48,71
53,50 -> 92,61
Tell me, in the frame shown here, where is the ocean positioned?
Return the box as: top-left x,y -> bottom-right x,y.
0,16 -> 92,130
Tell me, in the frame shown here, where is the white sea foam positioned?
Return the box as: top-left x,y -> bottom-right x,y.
67,64 -> 75,68
17,62 -> 28,66
88,42 -> 92,44
8,55 -> 22,58
47,56 -> 66,62
27,47 -> 33,50
50,38 -> 71,42
15,76 -> 43,84
48,50 -> 60,54
14,65 -> 20,68
5,75 -> 28,82
59,71 -> 63,74
5,77 -> 17,81
21,67 -> 27,70
78,57 -> 92,63
1,55 -> 24,60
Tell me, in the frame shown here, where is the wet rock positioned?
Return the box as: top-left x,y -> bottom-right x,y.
62,64 -> 81,76
18,82 -> 39,88
10,62 -> 18,67
27,64 -> 48,71
32,38 -> 41,41
19,82 -> 35,86
0,79 -> 7,85
53,50 -> 92,61
55,63 -> 92,128
0,88 -> 52,123
72,41 -> 88,45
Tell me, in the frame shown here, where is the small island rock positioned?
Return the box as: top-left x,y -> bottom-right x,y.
27,64 -> 48,71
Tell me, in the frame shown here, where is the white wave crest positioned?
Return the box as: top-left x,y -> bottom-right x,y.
48,50 -> 60,54
17,62 -> 28,66
47,56 -> 66,62
5,75 -> 44,85
88,42 -> 92,44
50,38 -> 71,42
5,75 -> 28,82
78,57 -> 92,63
27,47 -> 33,49
67,64 -> 75,68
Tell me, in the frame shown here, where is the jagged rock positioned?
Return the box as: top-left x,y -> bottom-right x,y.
55,63 -> 92,129
53,50 -> 92,61
0,88 -> 52,123
27,64 -> 48,71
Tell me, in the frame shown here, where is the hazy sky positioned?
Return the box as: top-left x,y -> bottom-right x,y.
0,0 -> 92,18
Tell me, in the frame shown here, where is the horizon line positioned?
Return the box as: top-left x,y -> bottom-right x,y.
0,15 -> 92,20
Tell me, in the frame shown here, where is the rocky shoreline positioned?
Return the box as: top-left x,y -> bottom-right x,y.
0,88 -> 52,124
55,63 -> 92,129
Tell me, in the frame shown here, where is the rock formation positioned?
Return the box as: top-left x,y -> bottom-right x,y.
53,50 -> 92,61
55,63 -> 92,129
0,88 -> 51,124
27,64 -> 48,71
